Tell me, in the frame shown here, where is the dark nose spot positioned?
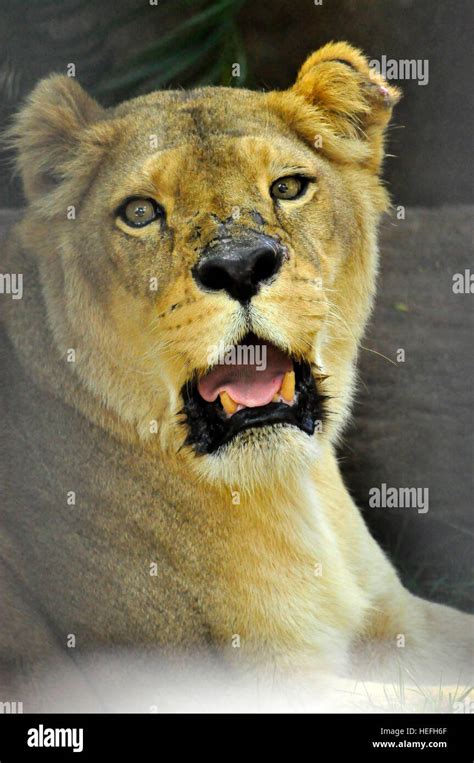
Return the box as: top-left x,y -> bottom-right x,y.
192,237 -> 284,304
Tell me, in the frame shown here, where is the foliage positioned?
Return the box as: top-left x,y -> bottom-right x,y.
94,0 -> 250,97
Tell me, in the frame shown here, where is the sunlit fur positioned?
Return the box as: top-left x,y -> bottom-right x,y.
2,43 -> 472,703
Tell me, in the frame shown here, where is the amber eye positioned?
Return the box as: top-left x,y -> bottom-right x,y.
270,176 -> 309,200
118,197 -> 163,228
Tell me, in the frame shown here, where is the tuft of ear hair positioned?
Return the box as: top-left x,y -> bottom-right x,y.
269,41 -> 401,173
3,75 -> 116,213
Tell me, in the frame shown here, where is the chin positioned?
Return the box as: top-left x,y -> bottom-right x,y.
192,423 -> 323,493
178,332 -> 328,491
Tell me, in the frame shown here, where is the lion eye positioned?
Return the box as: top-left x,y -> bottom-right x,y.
118,197 -> 162,228
270,176 -> 308,200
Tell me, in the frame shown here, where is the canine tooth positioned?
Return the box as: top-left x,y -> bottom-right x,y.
280,370 -> 295,402
220,391 -> 237,414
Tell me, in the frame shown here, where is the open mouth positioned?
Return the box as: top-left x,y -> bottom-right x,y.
181,333 -> 327,454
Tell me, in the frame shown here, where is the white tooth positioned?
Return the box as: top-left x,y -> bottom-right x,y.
280,370 -> 295,402
219,391 -> 238,415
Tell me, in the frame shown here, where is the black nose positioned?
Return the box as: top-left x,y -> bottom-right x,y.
193,237 -> 284,303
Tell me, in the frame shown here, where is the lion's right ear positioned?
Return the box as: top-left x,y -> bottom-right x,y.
5,75 -> 108,205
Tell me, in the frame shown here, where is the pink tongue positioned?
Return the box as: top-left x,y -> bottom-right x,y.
198,343 -> 292,408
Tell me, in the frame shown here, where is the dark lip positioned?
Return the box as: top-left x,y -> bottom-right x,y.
180,337 -> 328,455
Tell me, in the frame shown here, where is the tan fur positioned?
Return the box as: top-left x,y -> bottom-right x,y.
1,42 -> 472,709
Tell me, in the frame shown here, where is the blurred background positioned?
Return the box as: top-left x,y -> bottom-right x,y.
0,0 -> 472,611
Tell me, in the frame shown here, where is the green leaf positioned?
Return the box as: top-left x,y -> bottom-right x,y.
394,302 -> 410,312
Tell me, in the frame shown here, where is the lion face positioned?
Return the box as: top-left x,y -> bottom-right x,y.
9,42 -> 399,489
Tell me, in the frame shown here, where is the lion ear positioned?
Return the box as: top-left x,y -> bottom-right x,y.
292,41 -> 401,171
5,75 -> 105,203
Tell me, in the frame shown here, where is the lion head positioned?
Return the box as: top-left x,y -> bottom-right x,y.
7,42 -> 399,491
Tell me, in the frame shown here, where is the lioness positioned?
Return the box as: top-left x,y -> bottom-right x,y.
0,42 -> 472,711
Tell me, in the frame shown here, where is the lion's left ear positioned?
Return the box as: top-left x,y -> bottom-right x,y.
289,42 -> 401,172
